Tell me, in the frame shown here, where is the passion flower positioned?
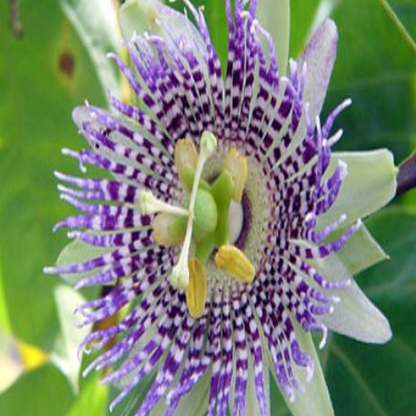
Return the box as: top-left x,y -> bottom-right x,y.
45,0 -> 397,415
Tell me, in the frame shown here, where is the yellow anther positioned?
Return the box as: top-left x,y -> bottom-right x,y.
186,258 -> 207,319
174,138 -> 198,192
225,148 -> 248,203
214,245 -> 255,283
152,213 -> 186,247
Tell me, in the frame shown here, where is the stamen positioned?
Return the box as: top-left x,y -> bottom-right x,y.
224,148 -> 248,203
174,138 -> 198,192
138,190 -> 189,217
186,258 -> 207,319
214,245 -> 255,283
171,132 -> 217,289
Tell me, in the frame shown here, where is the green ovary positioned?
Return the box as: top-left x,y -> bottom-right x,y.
178,170 -> 235,264
149,133 -> 256,294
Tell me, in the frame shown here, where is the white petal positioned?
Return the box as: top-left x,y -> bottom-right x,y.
270,323 -> 334,416
257,0 -> 290,75
337,224 -> 388,275
300,19 -> 338,121
315,254 -> 392,344
319,149 -> 397,228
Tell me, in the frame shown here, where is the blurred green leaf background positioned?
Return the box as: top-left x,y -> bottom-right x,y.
0,0 -> 416,415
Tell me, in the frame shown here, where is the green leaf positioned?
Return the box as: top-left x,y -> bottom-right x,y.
0,0 -> 106,348
0,364 -> 74,416
323,207 -> 416,416
290,0 -> 327,58
65,376 -> 108,416
0,252 -> 11,333
60,0 -> 122,98
326,0 -> 416,162
376,0 -> 416,57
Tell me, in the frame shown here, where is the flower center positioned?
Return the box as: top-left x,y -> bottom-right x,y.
138,131 -> 256,318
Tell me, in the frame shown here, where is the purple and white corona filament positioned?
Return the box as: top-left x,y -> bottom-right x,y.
45,0 -> 396,415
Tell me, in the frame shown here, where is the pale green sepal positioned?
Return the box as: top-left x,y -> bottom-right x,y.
60,0 -> 121,97
271,323 -> 334,416
114,370 -> 156,415
56,239 -> 111,286
257,0 -> 290,75
120,0 -> 170,41
50,285 -> 91,394
319,149 -> 397,228
314,254 -> 392,344
337,224 -> 388,275
150,370 -> 211,416
246,351 -> 271,416
120,0 -> 205,51
115,325 -> 157,390
172,370 -> 210,416
120,0 -> 162,41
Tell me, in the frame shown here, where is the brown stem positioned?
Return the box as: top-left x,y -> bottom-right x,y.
396,151 -> 416,197
7,0 -> 24,39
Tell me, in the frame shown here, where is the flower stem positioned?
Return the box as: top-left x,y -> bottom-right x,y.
396,151 -> 416,197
